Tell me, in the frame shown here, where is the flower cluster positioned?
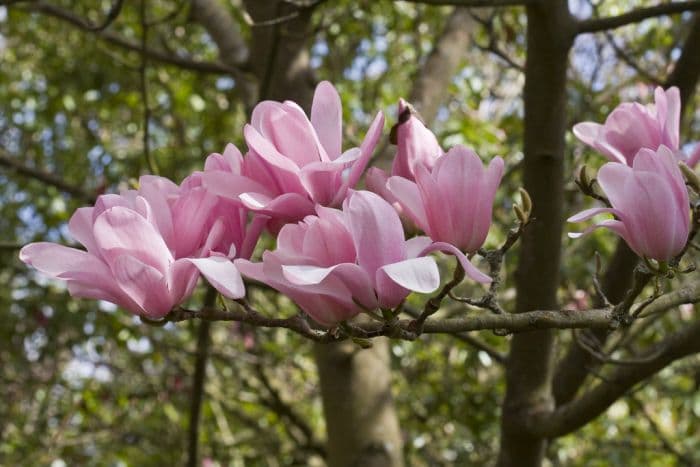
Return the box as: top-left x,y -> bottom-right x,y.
569,86 -> 693,262
23,82 -> 695,326
20,82 -> 504,325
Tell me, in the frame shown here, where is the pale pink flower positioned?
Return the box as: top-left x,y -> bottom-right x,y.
203,81 -> 384,228
569,145 -> 690,261
366,98 -> 443,205
386,145 -> 502,282
20,169 -> 257,319
236,191 -> 443,326
573,86 -> 680,165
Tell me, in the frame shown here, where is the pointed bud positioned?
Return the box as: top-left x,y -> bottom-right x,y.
578,165 -> 591,189
680,162 -> 700,194
514,204 -> 528,224
518,188 -> 532,217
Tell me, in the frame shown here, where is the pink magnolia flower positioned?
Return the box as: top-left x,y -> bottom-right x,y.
386,145 -> 502,282
568,145 -> 690,261
203,81 -> 384,229
366,98 -> 443,203
573,86 -> 680,165
20,171 -> 257,319
236,191 -> 444,327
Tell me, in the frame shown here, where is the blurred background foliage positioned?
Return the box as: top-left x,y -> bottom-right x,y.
1,0 -> 699,465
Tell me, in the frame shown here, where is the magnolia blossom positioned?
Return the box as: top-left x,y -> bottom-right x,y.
203,81 -> 384,228
236,191 -> 445,326
386,145 -> 503,282
20,170 -> 258,319
569,145 -> 690,261
573,86 -> 680,165
366,98 -> 443,203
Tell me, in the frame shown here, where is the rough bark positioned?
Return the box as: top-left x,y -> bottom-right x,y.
314,339 -> 404,467
496,1 -> 575,465
552,14 -> 700,407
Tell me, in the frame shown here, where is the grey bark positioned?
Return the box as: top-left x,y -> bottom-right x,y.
496,1 -> 575,465
314,340 -> 404,467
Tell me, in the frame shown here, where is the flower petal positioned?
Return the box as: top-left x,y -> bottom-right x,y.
311,81 -> 343,159
185,256 -> 246,299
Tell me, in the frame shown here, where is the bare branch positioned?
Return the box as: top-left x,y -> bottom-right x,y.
15,1 -> 239,76
453,333 -> 508,364
0,148 -> 96,202
165,302 -> 620,342
577,1 -> 700,34
83,0 -> 124,32
528,316 -> 700,438
395,0 -> 531,7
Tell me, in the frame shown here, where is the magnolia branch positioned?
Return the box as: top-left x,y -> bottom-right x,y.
163,272 -> 700,347
166,304 -> 618,342
0,148 -> 96,202
529,315 -> 700,438
577,1 -> 700,34
16,2 -> 239,76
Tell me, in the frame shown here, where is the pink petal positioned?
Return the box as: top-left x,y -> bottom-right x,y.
239,192 -> 315,223
93,206 -> 173,273
282,262 -> 377,309
567,207 -> 619,223
658,86 -> 680,150
244,124 -> 303,172
332,112 -> 385,205
201,170 -> 273,201
378,256 -> 440,294
68,207 -> 98,253
418,241 -> 491,284
386,175 -> 429,232
250,102 -> 321,167
111,254 -> 173,318
311,81 -> 343,160
185,256 -> 246,299
344,191 -> 406,277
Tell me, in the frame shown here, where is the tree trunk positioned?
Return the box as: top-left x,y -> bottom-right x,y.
497,2 -> 574,465
314,339 -> 404,467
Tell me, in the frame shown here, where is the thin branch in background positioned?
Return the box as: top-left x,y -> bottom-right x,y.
139,0 -> 158,175
145,0 -> 188,27
627,394 -> 695,466
84,0 -> 124,32
14,2 -> 238,76
453,332 -> 507,364
186,288 -> 217,467
470,10 -> 524,73
0,148 -> 96,203
603,31 -> 662,84
253,364 -> 326,457
577,1 -> 700,34
583,0 -> 661,84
